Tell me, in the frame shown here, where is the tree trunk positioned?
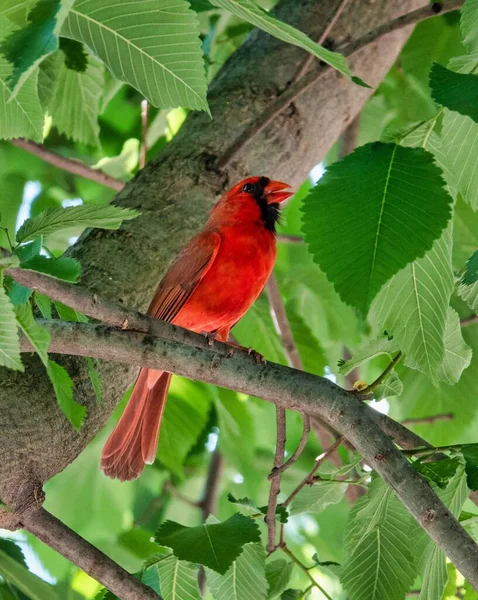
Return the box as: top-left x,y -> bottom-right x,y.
0,0 -> 421,527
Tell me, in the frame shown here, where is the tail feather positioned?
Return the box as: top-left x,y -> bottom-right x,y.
101,369 -> 171,481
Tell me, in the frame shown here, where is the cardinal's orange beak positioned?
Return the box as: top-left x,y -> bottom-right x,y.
264,180 -> 294,204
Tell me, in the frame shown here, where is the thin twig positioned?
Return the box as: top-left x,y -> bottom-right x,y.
218,0 -> 463,168
402,413 -> 455,426
461,314 -> 478,328
282,436 -> 344,509
266,407 -> 287,552
340,114 -> 360,157
266,272 -> 340,465
358,352 -> 402,394
21,507 -> 161,600
290,0 -> 351,84
281,545 -> 333,600
277,233 -> 304,244
140,100 -> 149,169
269,415 -> 311,478
10,139 -> 125,191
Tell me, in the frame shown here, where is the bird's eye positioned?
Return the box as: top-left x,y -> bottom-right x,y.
243,182 -> 255,194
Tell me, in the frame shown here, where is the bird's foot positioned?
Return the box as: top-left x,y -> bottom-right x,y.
225,341 -> 266,364
202,332 -> 216,347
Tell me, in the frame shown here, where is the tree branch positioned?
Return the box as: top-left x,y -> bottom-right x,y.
200,449 -> 223,521
17,318 -> 478,589
266,407 -> 287,552
461,314 -> 478,328
218,0 -> 463,168
10,139 -> 125,192
20,507 -> 161,600
402,413 -> 455,426
269,415 -> 311,478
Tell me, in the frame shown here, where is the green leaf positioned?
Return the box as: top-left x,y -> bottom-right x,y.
430,61 -> 478,121
0,21 -> 43,141
341,477 -> 415,600
462,444 -> 478,490
459,280 -> 478,312
0,0 -> 37,26
440,56 -> 478,210
53,301 -> 88,322
20,255 -> 81,282
14,239 -> 42,262
280,591 -> 302,600
338,334 -> 399,376
461,0 -> 478,53
226,493 -> 288,523
58,37 -> 88,72
290,481 -> 348,516
0,548 -> 59,600
16,204 -> 139,243
39,48 -> 104,146
0,0 -> 75,95
62,0 -> 208,110
92,139 -> 139,180
158,391 -> 211,476
370,222 -> 454,381
462,250 -> 478,285
374,370 -> 403,400
47,359 -> 86,430
155,514 -> 260,574
209,0 -> 355,82
14,302 -> 50,366
265,560 -> 294,600
7,281 -> 32,305
86,357 -> 102,403
302,143 -> 452,316
410,460 -> 467,600
155,554 -> 201,600
435,308 -> 472,384
464,581 -> 478,600
207,542 -> 268,600
413,457 -> 459,489
285,304 -> 327,375
34,292 -> 52,319
0,283 -> 23,371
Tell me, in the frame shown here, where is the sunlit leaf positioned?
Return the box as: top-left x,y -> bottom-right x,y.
0,283 -> 23,371
92,139 -> 139,180
430,61 -> 478,122
47,359 -> 86,430
302,143 -> 452,316
265,560 -> 294,600
62,0 -> 208,110
374,370 -> 403,400
19,255 -> 81,282
461,0 -> 478,53
0,547 -> 59,600
435,308 -> 472,384
14,301 -> 50,366
413,457 -> 459,489
290,481 -> 348,516
338,334 -> 399,376
155,554 -> 201,600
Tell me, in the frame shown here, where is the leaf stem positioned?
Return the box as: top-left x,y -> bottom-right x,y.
281,545 -> 334,600
358,351 -> 402,395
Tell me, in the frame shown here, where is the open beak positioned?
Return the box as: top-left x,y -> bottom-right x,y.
264,180 -> 294,204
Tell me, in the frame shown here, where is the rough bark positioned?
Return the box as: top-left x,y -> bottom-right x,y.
0,0 -> 422,519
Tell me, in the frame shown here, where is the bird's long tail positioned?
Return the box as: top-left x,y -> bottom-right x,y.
101,369 -> 171,481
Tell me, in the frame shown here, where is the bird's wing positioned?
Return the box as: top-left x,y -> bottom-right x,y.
147,230 -> 221,322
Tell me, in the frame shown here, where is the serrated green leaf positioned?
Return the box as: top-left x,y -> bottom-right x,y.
53,301 -> 88,322
462,250 -> 478,285
436,308 -> 472,384
7,281 -> 32,305
280,591 -> 302,600
92,139 -> 139,180
0,548 -> 59,600
14,239 -> 42,262
290,481 -> 347,516
370,221 -> 454,381
20,255 -> 81,282
461,444 -> 478,490
0,283 -> 23,371
16,204 -> 139,243
47,359 -> 86,430
302,143 -> 452,316
209,0 -> 354,82
58,37 -> 87,72
62,0 -> 208,110
459,280 -> 478,312
14,302 -> 50,366
34,292 -> 52,319
207,543 -> 268,600
155,514 -> 260,574
440,56 -> 478,210
0,21 -> 43,141
158,391 -> 210,476
265,560 -> 294,600
374,370 -> 403,400
410,460 -> 467,600
226,493 -> 288,523
413,457 -> 459,489
285,304 -> 326,375
430,61 -> 478,121
0,0 -> 75,96
155,554 -> 201,600
0,0 -> 37,26
338,334 -> 399,376
86,357 -> 102,403
39,48 -> 104,146
341,477 -> 415,600
462,0 -> 478,53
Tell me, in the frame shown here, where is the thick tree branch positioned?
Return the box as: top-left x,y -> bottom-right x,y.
10,139 -> 125,191
218,0 -> 463,168
17,319 -> 478,589
20,507 -> 161,600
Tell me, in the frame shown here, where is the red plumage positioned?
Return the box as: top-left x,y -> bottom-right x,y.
101,176 -> 293,480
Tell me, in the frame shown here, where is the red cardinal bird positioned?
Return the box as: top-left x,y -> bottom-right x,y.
101,176 -> 293,481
